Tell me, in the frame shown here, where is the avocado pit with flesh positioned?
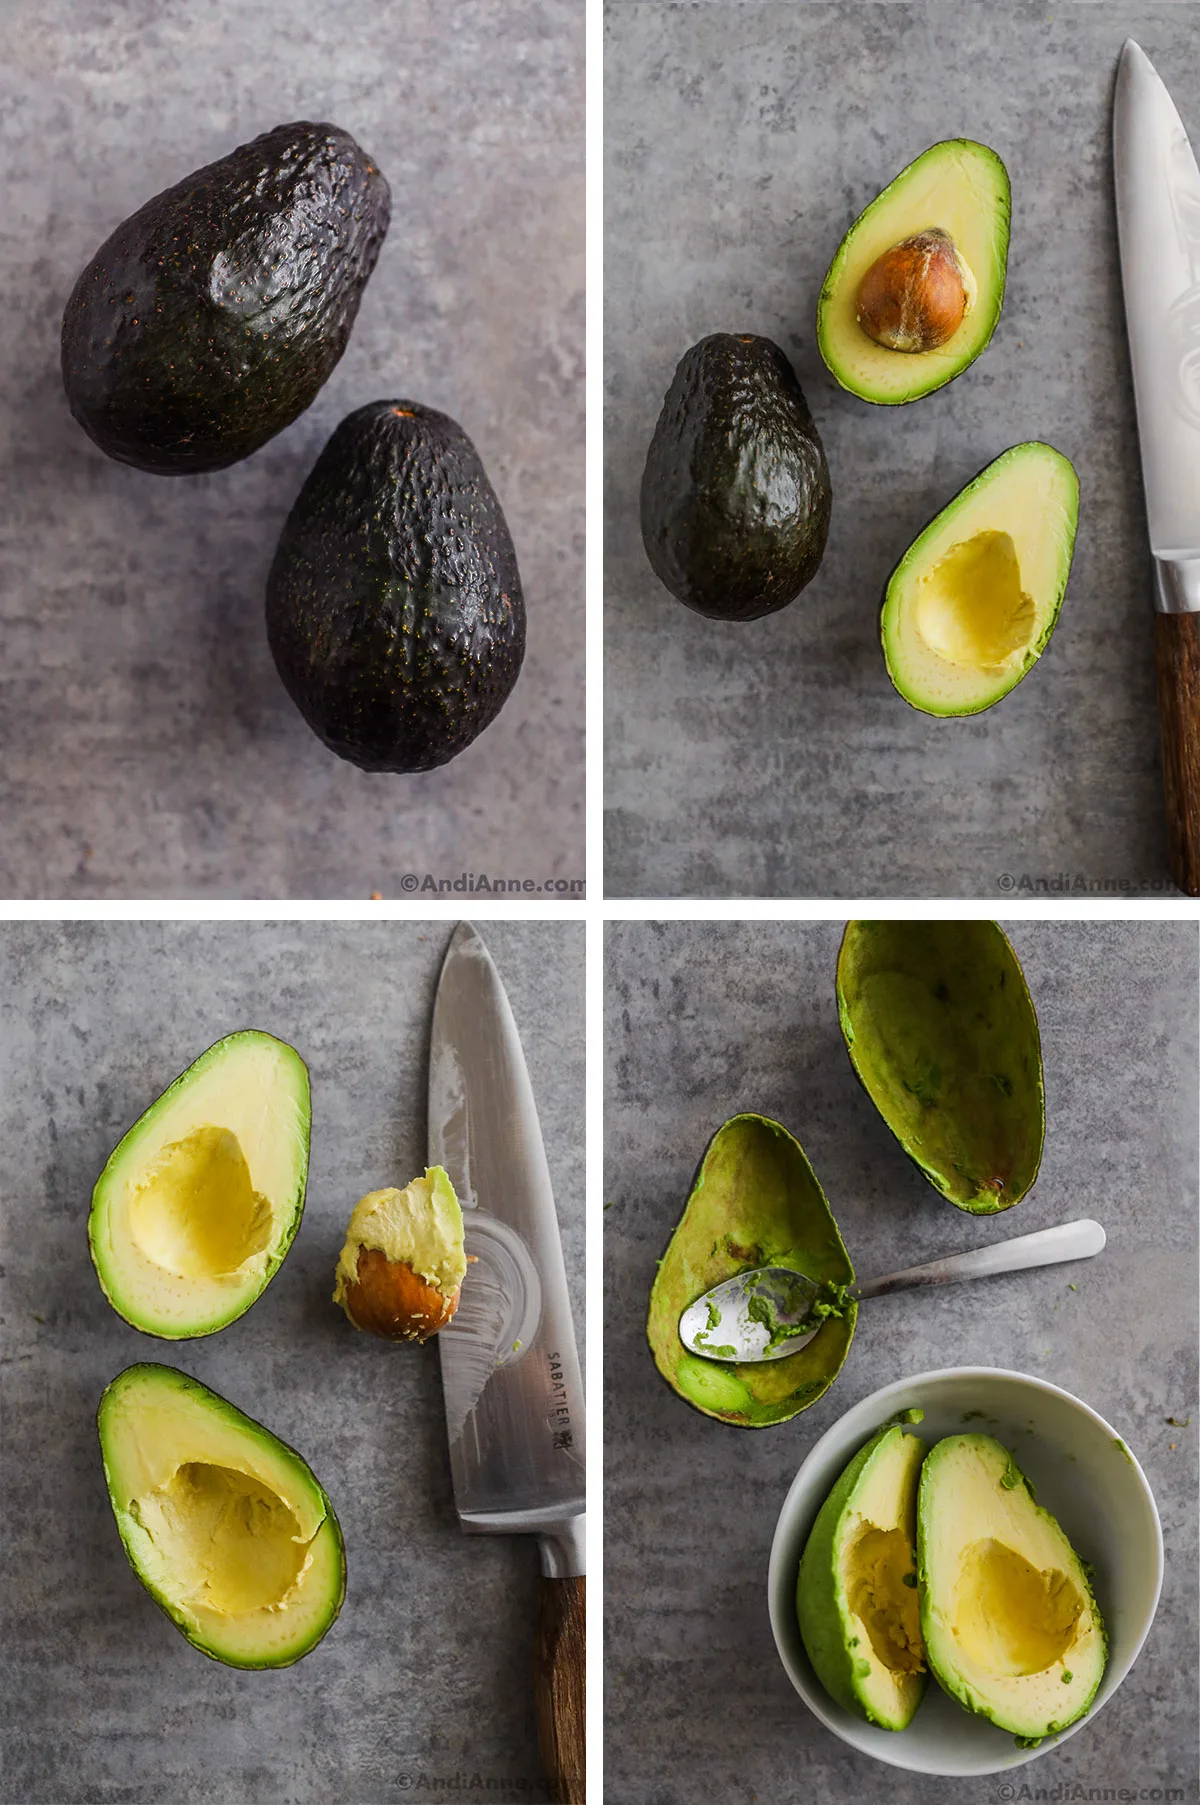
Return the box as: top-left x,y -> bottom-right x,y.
856,229 -> 974,354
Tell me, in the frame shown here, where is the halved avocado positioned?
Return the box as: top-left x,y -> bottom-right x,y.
882,443 -> 1079,715
88,1031 -> 311,1338
646,1114 -> 856,1427
797,1416 -> 929,1730
837,922 -> 1044,1214
817,140 -> 1010,405
98,1364 -> 345,1668
918,1434 -> 1106,1739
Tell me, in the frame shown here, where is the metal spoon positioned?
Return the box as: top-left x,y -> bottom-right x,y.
679,1218 -> 1106,1363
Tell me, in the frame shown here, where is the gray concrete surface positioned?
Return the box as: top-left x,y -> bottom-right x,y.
604,2 -> 1197,898
0,920 -> 584,1805
0,0 -> 583,899
604,921 -> 1198,1803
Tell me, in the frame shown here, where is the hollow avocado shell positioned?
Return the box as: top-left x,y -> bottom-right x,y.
837,922 -> 1044,1214
646,1113 -> 857,1427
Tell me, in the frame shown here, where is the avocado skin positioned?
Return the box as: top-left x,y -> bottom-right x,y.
266,400 -> 525,773
640,333 -> 832,621
61,122 -> 390,474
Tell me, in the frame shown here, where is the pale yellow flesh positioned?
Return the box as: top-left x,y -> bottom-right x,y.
93,1036 -> 307,1333
922,1438 -> 1104,1727
333,1166 -> 466,1306
822,142 -> 1007,398
886,447 -> 1079,713
839,1429 -> 927,1725
103,1374 -> 337,1665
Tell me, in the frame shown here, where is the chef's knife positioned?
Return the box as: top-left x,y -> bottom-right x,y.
429,923 -> 585,1805
1114,40 -> 1200,894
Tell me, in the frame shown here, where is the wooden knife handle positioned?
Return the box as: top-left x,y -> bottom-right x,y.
1154,611 -> 1200,896
533,1575 -> 585,1804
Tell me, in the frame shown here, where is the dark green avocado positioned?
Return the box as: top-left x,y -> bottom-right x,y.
266,400 -> 525,773
640,333 -> 832,621
61,122 -> 390,474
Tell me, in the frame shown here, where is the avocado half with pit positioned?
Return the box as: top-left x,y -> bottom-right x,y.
797,1416 -> 929,1730
882,443 -> 1079,715
919,1435 -> 1106,1739
646,1114 -> 856,1427
98,1364 -> 345,1668
837,922 -> 1044,1214
88,1031 -> 311,1337
817,139 -> 1010,405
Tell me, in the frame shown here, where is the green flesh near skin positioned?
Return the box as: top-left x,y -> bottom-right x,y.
88,1031 -> 311,1337
797,1421 -> 929,1729
646,1114 -> 856,1426
918,1435 -> 1106,1737
98,1365 -> 345,1668
818,139 -> 1010,405
837,922 -> 1044,1213
881,443 -> 1079,716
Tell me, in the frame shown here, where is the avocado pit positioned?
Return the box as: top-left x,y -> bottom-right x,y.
856,229 -> 972,354
333,1168 -> 466,1343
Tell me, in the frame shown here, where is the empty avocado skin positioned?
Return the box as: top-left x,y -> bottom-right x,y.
266,400 -> 525,773
646,1112 -> 856,1427
640,334 -> 832,621
837,921 -> 1044,1214
61,122 -> 390,473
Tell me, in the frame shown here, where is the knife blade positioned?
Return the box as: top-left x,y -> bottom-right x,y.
1114,39 -> 1200,893
429,921 -> 585,1804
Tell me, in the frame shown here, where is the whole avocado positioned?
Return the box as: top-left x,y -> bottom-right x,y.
640,333 -> 832,621
266,400 -> 525,773
61,122 -> 390,474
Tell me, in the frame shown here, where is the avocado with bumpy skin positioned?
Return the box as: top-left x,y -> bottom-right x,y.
646,1113 -> 856,1426
640,334 -> 832,620
918,1435 -> 1106,1738
61,122 -> 390,473
98,1364 -> 345,1668
837,921 -> 1044,1214
266,401 -> 525,772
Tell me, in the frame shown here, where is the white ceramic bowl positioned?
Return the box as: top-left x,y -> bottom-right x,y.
768,1367 -> 1163,1776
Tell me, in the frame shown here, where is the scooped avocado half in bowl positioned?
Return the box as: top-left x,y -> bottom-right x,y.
770,1368 -> 1161,1776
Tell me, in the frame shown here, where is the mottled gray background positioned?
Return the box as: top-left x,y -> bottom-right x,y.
0,0 -> 583,899
604,920 -> 1198,1802
0,920 -> 583,1805
604,1 -> 1198,898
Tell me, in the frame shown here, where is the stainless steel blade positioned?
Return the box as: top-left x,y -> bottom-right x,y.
1114,39 -> 1200,597
429,923 -> 584,1575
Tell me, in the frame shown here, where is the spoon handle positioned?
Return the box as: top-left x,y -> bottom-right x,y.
854,1218 -> 1106,1300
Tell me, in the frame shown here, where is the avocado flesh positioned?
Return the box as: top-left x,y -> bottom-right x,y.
646,1114 -> 856,1427
798,1422 -> 929,1729
640,333 -> 832,620
266,400 -> 525,772
98,1365 -> 344,1668
88,1031 -> 311,1337
61,122 -> 389,473
837,921 -> 1044,1213
882,443 -> 1079,715
818,139 -> 1009,404
918,1435 -> 1106,1738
